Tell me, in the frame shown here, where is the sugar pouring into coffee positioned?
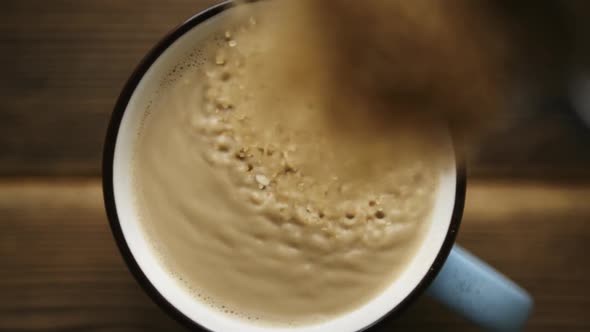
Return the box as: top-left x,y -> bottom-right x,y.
129,0 -> 584,328
133,0 -> 457,326
236,0 -> 590,154
231,0 -> 511,156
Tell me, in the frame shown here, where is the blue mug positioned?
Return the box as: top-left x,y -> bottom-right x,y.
103,1 -> 533,331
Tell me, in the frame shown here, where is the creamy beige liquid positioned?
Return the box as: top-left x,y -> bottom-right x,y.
133,4 -> 445,327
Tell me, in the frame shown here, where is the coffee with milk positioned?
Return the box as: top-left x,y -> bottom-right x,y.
133,0 -> 455,327
114,0 -> 588,328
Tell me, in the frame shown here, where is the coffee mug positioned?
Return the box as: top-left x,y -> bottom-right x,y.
103,1 -> 533,331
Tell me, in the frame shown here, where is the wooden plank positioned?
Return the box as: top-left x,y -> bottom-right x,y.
1,0 -> 590,178
458,181 -> 590,332
471,97 -> 590,180
0,179 -> 182,331
0,0 -> 218,177
0,179 -> 589,331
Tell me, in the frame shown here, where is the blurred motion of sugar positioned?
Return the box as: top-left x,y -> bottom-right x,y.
233,0 -> 590,158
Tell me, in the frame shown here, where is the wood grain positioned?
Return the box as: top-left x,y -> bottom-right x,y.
1,179 -> 588,331
1,1 -> 590,331
1,0 -> 590,178
0,0 -> 217,176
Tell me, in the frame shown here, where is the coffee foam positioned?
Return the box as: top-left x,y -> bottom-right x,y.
124,1 -> 476,328
131,26 -> 282,323
132,14 -> 442,327
113,4 -> 462,331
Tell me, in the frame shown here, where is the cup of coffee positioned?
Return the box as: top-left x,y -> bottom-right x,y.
103,1 -> 533,331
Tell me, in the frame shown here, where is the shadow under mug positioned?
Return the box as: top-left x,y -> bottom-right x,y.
103,1 -> 533,331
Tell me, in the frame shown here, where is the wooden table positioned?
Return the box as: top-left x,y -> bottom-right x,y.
1,1 -> 589,331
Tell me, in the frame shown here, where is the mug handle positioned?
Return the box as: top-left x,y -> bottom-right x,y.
427,245 -> 533,332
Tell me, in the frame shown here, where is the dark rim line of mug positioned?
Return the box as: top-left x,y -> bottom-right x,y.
102,1 -> 467,331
